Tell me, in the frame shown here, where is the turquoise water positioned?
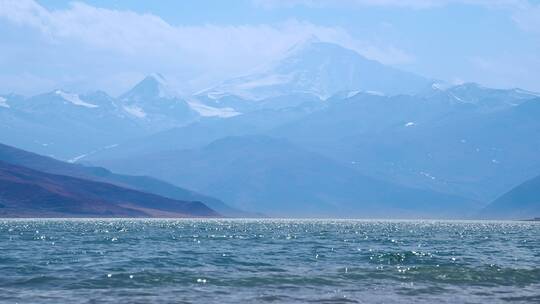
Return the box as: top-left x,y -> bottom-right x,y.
0,219 -> 539,303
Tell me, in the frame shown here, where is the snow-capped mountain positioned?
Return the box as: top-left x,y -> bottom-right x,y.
119,74 -> 199,129
119,73 -> 241,123
11,89 -> 126,115
121,73 -> 174,100
199,38 -> 431,101
0,74 -> 247,160
2,66 -> 540,218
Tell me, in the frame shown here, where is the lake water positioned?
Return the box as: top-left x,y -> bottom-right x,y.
0,219 -> 539,303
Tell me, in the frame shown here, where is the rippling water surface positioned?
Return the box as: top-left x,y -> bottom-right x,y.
0,219 -> 539,303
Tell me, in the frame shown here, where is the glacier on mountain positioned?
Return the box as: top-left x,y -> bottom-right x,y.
123,105 -> 147,118
55,90 -> 99,108
187,101 -> 241,118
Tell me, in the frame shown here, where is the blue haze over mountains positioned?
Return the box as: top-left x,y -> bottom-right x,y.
1,40 -> 539,219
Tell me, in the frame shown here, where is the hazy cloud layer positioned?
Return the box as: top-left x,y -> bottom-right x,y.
0,0 -> 538,95
0,0 -> 413,95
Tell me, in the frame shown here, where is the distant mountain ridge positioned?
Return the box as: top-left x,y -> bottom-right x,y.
0,143 -> 245,216
479,174 -> 540,219
0,74 -> 237,160
271,95 -> 540,202
0,160 -> 218,218
96,135 -> 478,218
88,91 -> 540,206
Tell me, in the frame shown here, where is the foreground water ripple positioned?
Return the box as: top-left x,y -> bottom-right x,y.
0,219 -> 538,303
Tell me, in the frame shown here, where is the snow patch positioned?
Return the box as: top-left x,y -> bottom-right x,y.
188,102 -> 241,118
235,74 -> 291,90
365,90 -> 385,96
346,90 -> 384,99
68,153 -> 88,163
68,143 -> 119,163
346,90 -> 360,98
0,96 -> 9,108
206,92 -> 226,100
513,88 -> 540,97
420,171 -> 436,180
55,90 -> 98,108
431,83 -> 450,91
123,105 -> 147,118
449,92 -> 465,103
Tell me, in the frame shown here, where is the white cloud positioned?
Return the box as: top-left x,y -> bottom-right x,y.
253,0 -> 529,10
254,0 -> 540,36
253,0 -> 449,9
1,0 -> 537,95
468,55 -> 540,91
0,0 -> 415,95
512,3 -> 540,34
0,73 -> 56,95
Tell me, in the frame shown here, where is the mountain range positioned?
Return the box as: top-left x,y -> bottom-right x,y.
95,135 -> 478,218
1,38 -> 539,219
89,86 -> 540,205
0,74 -> 234,160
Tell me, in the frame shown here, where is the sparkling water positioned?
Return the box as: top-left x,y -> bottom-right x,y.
1,219 -> 539,303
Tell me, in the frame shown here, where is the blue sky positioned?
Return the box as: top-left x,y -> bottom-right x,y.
0,0 -> 539,95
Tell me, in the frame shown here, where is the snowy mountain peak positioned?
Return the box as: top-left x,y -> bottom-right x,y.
284,35 -> 322,55
288,39 -> 357,59
201,40 -> 431,101
148,72 -> 167,83
302,34 -> 321,45
118,74 -> 198,124
121,74 -> 177,101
